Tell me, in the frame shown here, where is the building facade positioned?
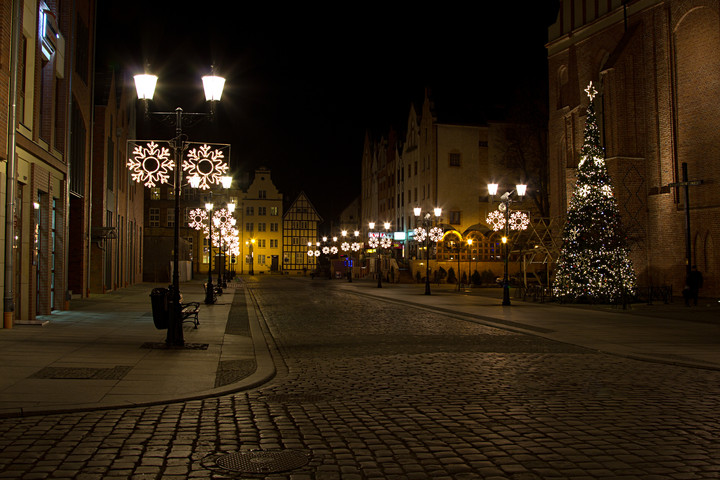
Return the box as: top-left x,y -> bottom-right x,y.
362,89 -> 535,280
283,191 -> 322,274
238,168 -> 283,274
89,70 -> 142,293
547,0 -> 720,295
1,0 -> 96,326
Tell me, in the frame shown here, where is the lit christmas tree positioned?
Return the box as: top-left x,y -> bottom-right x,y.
553,81 -> 636,303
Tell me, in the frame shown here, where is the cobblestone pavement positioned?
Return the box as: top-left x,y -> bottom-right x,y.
1,276 -> 719,479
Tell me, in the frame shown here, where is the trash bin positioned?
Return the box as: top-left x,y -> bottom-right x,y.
150,287 -> 169,330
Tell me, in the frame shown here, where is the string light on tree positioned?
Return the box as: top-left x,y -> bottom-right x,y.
553,81 -> 637,303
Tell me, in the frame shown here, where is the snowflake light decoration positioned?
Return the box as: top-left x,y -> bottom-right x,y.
509,211 -> 530,231
380,237 -> 392,249
351,242 -> 361,252
127,141 -> 174,187
341,242 -> 350,252
414,227 -> 427,242
207,208 -> 236,246
330,246 -> 338,255
368,237 -> 379,248
322,246 -> 330,255
307,250 -> 314,257
188,208 -> 208,230
429,226 -> 444,242
182,144 -> 229,190
487,210 -> 506,231
314,250 -> 320,257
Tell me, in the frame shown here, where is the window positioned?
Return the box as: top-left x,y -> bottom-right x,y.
185,236 -> 193,260
259,190 -> 266,199
449,153 -> 461,166
167,208 -> 175,227
270,223 -> 279,232
449,211 -> 461,224
246,223 -> 253,232
246,206 -> 254,216
270,239 -> 278,248
258,239 -> 266,248
149,208 -> 160,227
150,188 -> 160,200
270,206 -> 278,216
258,206 -> 266,215
258,255 -> 266,264
203,238 -> 210,263
258,223 -> 266,232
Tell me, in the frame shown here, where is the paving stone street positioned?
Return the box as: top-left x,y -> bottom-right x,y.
0,275 -> 719,479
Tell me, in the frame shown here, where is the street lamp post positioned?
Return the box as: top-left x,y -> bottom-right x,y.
368,222 -> 391,288
487,183 -> 527,306
133,68 -> 225,346
204,199 -> 215,305
467,238 -> 473,288
413,207 -> 442,295
248,238 -> 255,275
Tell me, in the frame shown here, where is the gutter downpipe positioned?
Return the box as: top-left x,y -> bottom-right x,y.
62,0 -> 77,310
4,0 -> 22,328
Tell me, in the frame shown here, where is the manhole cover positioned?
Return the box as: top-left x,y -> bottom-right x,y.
215,449 -> 309,474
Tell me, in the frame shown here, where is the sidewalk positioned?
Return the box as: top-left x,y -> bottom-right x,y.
0,276 -> 718,418
339,278 -> 720,370
0,280 -> 275,418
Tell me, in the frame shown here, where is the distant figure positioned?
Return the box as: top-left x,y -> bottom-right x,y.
686,266 -> 704,306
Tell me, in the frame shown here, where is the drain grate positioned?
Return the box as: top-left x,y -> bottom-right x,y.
30,365 -> 132,380
214,449 -> 310,474
140,342 -> 208,350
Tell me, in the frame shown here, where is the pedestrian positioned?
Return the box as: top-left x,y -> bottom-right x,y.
687,265 -> 703,306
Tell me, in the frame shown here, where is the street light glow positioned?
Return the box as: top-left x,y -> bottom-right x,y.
202,74 -> 226,101
133,74 -> 157,100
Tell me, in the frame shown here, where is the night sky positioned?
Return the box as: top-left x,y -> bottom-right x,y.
96,4 -> 559,223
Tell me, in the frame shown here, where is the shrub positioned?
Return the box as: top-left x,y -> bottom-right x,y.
480,269 -> 496,285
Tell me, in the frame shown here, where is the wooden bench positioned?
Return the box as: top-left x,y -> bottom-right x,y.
180,301 -> 200,328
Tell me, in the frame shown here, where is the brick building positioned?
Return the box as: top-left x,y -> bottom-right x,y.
547,0 -> 720,296
0,0 -> 96,325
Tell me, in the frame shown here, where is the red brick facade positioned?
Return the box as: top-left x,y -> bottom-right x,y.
548,0 -> 720,296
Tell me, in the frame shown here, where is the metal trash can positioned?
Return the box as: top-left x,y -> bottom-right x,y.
149,287 -> 169,330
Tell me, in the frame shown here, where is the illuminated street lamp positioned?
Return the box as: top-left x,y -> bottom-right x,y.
414,207 -> 443,295
487,183 -> 528,306
130,68 -> 225,346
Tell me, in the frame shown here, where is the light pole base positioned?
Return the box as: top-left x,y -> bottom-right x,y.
204,281 -> 216,305
502,284 -> 511,306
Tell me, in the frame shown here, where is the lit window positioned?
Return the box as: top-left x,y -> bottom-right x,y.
150,188 -> 160,200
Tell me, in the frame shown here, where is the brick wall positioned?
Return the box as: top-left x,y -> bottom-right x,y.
547,0 -> 720,296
